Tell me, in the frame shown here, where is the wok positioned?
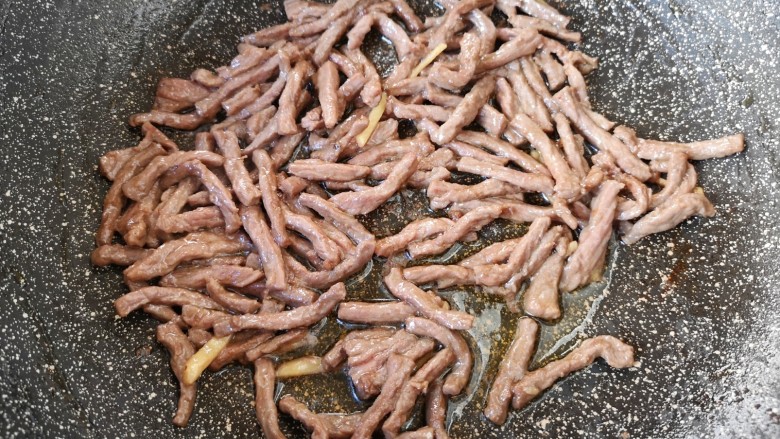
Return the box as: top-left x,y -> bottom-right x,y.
1,0 -> 778,437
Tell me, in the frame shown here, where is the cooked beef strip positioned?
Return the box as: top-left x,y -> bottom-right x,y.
456,156 -> 555,194
510,113 -> 581,200
352,354 -> 416,439
337,301 -> 416,324
155,77 -> 210,108
97,142 -> 167,246
253,358 -> 286,439
115,286 -> 224,318
159,265 -> 262,290
181,160 -> 242,234
511,336 -> 634,409
283,208 -> 342,270
343,47 -> 383,107
477,29 -> 542,73
278,395 -> 330,439
221,84 -> 263,116
559,180 -> 623,292
190,255 -> 248,267
523,234 -> 570,321
650,152 -> 688,208
348,12 -> 416,59
213,129 -> 260,206
472,216 -> 551,287
519,56 -> 557,118
205,279 -> 262,314
397,427 -> 435,439
123,151 -> 224,201
208,331 -> 274,371
330,153 -> 419,215
429,32 -> 481,91
554,87 -> 652,181
180,305 -> 230,330
391,98 -> 453,122
124,231 -> 250,282
383,348 -> 455,437
288,159 -> 371,182
349,134 -> 436,167
427,179 -> 514,210
502,226 -> 564,294
186,328 -> 212,348
622,192 -> 715,245
376,217 -> 454,257
244,89 -> 311,154
288,234 -> 326,269
187,190 -> 211,207
614,173 -> 652,221
386,268 -> 474,330
315,61 -> 343,129
241,205 -> 287,291
310,109 -> 370,162
322,338 -> 348,372
405,317 -> 472,396
484,317 -> 538,425
503,64 -> 553,132
270,133 -> 305,169
237,76 -> 286,120
508,15 -> 580,43
155,206 -> 225,234
191,67 -> 225,88
456,131 -> 550,175
426,377 -> 449,439
243,22 -> 293,46
432,76 -> 495,145
213,282 -> 345,336
408,204 -> 503,259
91,245 -> 151,267
251,150 -> 290,247
636,133 -> 744,161
156,322 -> 197,427
245,329 -> 310,361
349,329 -> 417,368
534,49 -> 567,90
389,0 -> 423,32
553,112 -> 590,179
427,0 -> 491,50
313,11 -> 356,66
277,60 -> 312,135
289,0 -> 360,37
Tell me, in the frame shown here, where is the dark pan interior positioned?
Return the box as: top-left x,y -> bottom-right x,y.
1,0 -> 779,437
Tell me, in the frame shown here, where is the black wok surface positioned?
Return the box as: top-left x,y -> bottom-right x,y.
1,0 -> 779,437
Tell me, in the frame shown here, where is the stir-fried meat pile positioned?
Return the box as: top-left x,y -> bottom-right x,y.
94,0 -> 743,434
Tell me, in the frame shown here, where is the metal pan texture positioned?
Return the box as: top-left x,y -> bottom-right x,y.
0,0 -> 778,437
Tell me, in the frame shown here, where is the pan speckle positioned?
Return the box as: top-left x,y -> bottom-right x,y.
0,0 -> 778,438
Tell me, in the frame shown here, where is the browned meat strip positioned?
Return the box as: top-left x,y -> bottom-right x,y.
456,156 -> 555,194
502,226 -> 564,295
456,131 -> 550,175
383,348 -> 455,437
636,133 -> 744,161
352,354 -> 416,439
554,113 -> 589,179
429,32 -> 481,90
477,29 -> 542,73
523,234 -> 570,321
253,358 -> 286,439
349,134 -> 436,166
507,15 -> 580,43
91,245 -> 151,266
278,395 -> 329,439
503,65 -> 553,132
315,61 -> 343,128
251,150 -> 290,246
510,113 -> 580,200
402,264 -> 475,288
385,268 -> 474,330
241,205 -> 287,291
277,60 -> 312,135
245,329 -> 310,361
391,98 -> 452,122
322,339 -> 348,372
650,152 -> 688,208
238,77 -> 286,120
408,205 -> 503,259
519,55 -> 557,112
389,0 -> 423,32
622,192 -> 715,245
534,49 -> 567,90
155,77 -> 210,108
397,427 -> 435,439
156,322 -> 197,427
270,133 -> 305,169
432,76 -> 495,145
405,317 -> 472,396
337,301 -> 416,324
156,205 -> 225,234
124,231 -> 250,282
213,129 -> 260,206
313,11 -> 355,66
427,0 -> 491,49
160,265 -> 262,291
179,305 -> 230,330
289,0 -> 360,37
205,279 -> 261,314
191,68 -> 224,88
512,336 -> 634,409
243,22 -> 293,46
427,179 -> 514,210
554,87 -> 652,181
288,159 -> 371,182
284,209 -> 341,270
560,180 -> 623,292
484,317 -> 538,425
375,217 -> 454,256
343,48 -> 382,107
209,331 -> 274,371
97,143 -> 167,246
115,286 -> 224,317
472,216 -> 551,287
348,12 -> 416,59
330,153 -> 419,215
426,377 -> 449,439
179,160 -> 241,234
212,283 -> 345,336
